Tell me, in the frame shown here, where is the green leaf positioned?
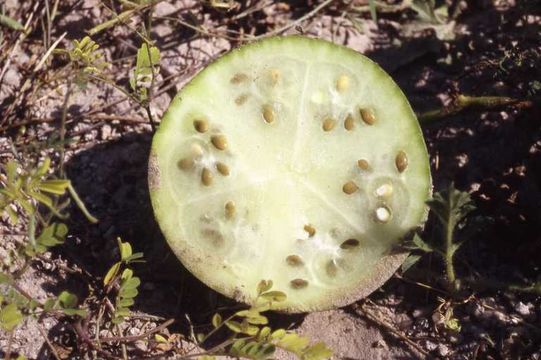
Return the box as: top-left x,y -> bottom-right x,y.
410,0 -> 438,23
43,298 -> 56,312
38,179 -> 70,195
58,291 -> 78,309
5,206 -> 18,225
0,14 -> 24,30
412,234 -> 433,253
119,239 -> 133,261
119,287 -> 138,299
121,276 -> 140,291
401,254 -> 422,273
36,222 -> 68,247
260,291 -> 286,303
28,190 -> 53,208
257,279 -> 273,295
124,252 -> 144,263
368,0 -> 377,22
63,308 -> 87,317
118,298 -> 135,307
130,43 -> 161,101
271,329 -> 286,340
121,268 -> 133,281
104,262 -> 121,285
35,157 -> 51,177
224,320 -> 242,333
277,333 -> 309,354
154,334 -> 168,343
211,313 -> 222,328
0,272 -> 13,284
302,342 -> 333,360
0,303 -> 23,331
258,326 -> 271,340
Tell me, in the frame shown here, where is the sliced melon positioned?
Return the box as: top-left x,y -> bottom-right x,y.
149,36 -> 431,312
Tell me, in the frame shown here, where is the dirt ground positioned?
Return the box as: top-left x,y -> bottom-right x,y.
1,0 -> 540,359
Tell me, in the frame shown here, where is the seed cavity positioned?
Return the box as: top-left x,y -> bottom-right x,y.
286,255 -> 304,267
340,238 -> 360,250
322,117 -> 336,132
342,181 -> 359,195
177,158 -> 193,170
270,69 -> 280,86
395,150 -> 408,173
344,114 -> 355,131
191,144 -> 204,157
357,159 -> 370,171
201,168 -> 213,186
375,206 -> 392,223
211,135 -> 227,150
360,108 -> 376,125
290,279 -> 308,289
375,183 -> 393,198
230,73 -> 249,84
235,94 -> 248,105
262,104 -> 275,124
303,224 -> 316,237
193,119 -> 209,133
336,75 -> 350,93
216,162 -> 230,176
225,201 -> 235,219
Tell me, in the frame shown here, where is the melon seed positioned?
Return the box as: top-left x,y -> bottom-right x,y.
211,135 -> 227,150
216,162 -> 230,176
193,119 -> 209,133
342,181 -> 359,195
230,73 -> 249,84
225,201 -> 235,219
395,150 -> 408,173
286,255 -> 304,266
336,75 -> 350,92
290,279 -> 308,289
322,117 -> 336,131
340,238 -> 360,249
344,114 -> 355,131
304,224 -> 316,237
262,104 -> 275,124
270,69 -> 280,86
375,206 -> 392,223
201,168 -> 213,186
357,159 -> 370,170
235,94 -> 248,105
177,158 -> 193,170
360,108 -> 376,125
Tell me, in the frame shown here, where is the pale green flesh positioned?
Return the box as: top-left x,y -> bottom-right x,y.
150,37 -> 431,312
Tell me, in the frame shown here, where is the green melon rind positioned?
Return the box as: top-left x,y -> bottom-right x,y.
149,36 -> 432,313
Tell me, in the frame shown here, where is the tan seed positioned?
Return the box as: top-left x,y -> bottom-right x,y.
336,75 -> 350,93
322,117 -> 336,132
211,135 -> 227,150
177,158 -> 194,170
230,73 -> 249,84
235,94 -> 248,105
193,119 -> 209,133
342,181 -> 359,195
286,255 -> 304,266
357,159 -> 370,171
201,168 -> 213,186
360,108 -> 376,125
340,238 -> 360,249
395,150 -> 408,173
216,162 -> 230,176
344,114 -> 355,131
225,201 -> 235,219
270,69 -> 280,86
262,104 -> 275,124
290,279 -> 308,289
304,224 -> 316,237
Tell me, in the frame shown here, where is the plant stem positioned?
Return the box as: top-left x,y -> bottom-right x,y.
445,222 -> 457,293
418,94 -> 534,123
59,79 -> 72,178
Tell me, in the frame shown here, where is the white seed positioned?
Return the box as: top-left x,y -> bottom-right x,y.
375,206 -> 392,223
211,135 -> 227,150
375,183 -> 393,198
336,75 -> 349,92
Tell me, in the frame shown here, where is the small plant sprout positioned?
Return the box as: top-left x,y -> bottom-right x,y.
149,36 -> 432,312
